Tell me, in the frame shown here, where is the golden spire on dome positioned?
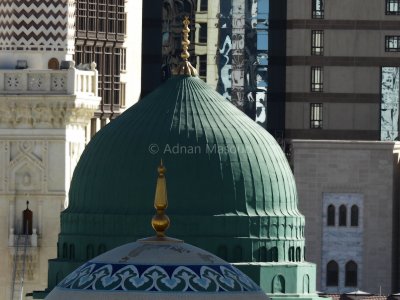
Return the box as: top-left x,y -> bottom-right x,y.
174,16 -> 198,76
151,160 -> 170,237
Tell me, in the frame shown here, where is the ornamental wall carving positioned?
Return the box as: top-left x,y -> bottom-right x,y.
0,100 -> 96,128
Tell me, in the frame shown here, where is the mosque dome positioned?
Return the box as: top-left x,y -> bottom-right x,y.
58,72 -> 305,260
46,238 -> 268,300
47,18 -> 306,292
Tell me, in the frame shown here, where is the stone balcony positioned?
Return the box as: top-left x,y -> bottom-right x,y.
0,63 -> 101,129
0,65 -> 98,97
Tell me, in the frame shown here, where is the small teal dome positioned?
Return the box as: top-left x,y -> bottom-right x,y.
46,238 -> 268,300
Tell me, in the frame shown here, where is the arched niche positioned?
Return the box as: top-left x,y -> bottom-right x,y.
272,275 -> 285,293
48,58 -> 60,70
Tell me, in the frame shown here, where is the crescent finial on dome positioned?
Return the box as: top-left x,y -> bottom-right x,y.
151,159 -> 170,237
173,16 -> 198,76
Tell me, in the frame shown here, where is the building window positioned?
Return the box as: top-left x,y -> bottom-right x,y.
351,205 -> 359,226
198,55 -> 207,79
22,201 -> 33,235
311,67 -> 323,92
385,36 -> 400,52
98,0 -> 106,32
198,23 -> 207,43
327,204 -> 335,226
311,30 -> 324,55
200,0 -> 208,11
345,261 -> 358,286
326,260 -> 339,286
120,83 -> 126,107
339,205 -> 347,226
312,0 -> 324,18
386,0 -> 400,15
310,103 -> 323,129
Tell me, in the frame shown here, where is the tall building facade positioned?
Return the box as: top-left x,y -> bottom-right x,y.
73,0 -> 142,132
285,0 -> 400,141
155,0 -> 284,132
292,140 -> 400,294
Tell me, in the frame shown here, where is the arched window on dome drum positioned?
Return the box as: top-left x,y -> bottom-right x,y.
233,245 -> 243,262
98,244 -> 107,255
272,275 -> 285,293
288,246 -> 294,262
345,261 -> 357,287
327,204 -> 335,226
351,205 -> 359,226
86,244 -> 94,260
259,246 -> 267,262
62,243 -> 68,259
326,260 -> 339,286
69,244 -> 75,260
55,272 -> 64,285
271,247 -> 278,262
217,245 -> 228,260
339,205 -> 347,226
296,247 -> 301,262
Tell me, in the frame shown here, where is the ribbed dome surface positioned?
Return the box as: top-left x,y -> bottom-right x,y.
48,76 -> 306,290
68,75 -> 300,217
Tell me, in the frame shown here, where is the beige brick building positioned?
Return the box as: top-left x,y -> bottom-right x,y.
292,140 -> 400,294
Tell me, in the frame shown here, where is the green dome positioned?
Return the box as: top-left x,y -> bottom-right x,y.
48,75 -> 305,290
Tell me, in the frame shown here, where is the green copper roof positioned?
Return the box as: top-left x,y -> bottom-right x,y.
46,75 -> 306,292
68,75 -> 301,217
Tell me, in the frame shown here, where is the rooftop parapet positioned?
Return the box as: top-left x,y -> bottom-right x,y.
0,66 -> 98,97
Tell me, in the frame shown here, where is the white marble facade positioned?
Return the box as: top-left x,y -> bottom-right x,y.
0,67 -> 100,300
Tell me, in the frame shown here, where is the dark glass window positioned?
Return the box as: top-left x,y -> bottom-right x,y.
339,205 -> 347,226
198,55 -> 207,79
310,103 -> 323,129
200,0 -> 208,11
327,204 -> 335,226
345,261 -> 358,286
385,36 -> 400,52
198,23 -> 207,43
351,205 -> 359,226
311,67 -> 323,92
327,261 -> 339,286
312,30 -> 324,55
312,0 -> 324,18
386,0 -> 400,15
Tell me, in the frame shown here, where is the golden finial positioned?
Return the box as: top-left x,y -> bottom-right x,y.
151,160 -> 170,237
174,16 -> 198,76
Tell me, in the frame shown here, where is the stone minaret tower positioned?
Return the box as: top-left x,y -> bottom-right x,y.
0,1 -> 100,299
